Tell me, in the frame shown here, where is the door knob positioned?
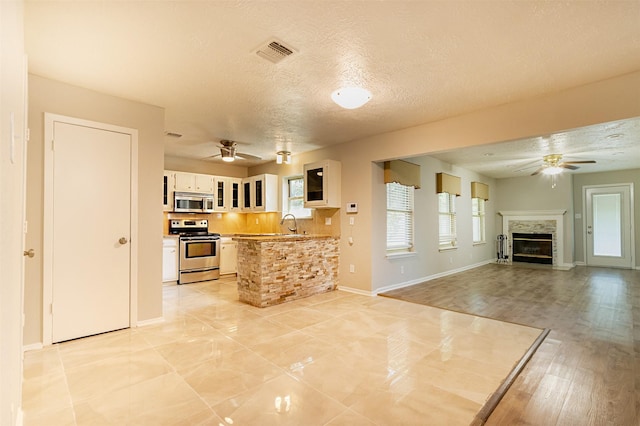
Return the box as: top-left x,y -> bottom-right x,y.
119,237 -> 128,245
23,249 -> 35,258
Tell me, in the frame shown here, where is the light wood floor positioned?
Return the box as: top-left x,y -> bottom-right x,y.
382,263 -> 640,426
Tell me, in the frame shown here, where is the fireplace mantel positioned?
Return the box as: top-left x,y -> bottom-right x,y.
499,210 -> 566,217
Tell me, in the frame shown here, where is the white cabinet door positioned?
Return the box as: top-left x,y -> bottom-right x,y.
162,238 -> 178,282
228,178 -> 243,212
214,177 -> 228,211
242,174 -> 279,212
195,173 -> 214,193
163,170 -> 175,211
304,160 -> 341,208
220,240 -> 238,275
174,172 -> 195,192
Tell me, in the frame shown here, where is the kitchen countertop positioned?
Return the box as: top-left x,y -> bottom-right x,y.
231,234 -> 336,242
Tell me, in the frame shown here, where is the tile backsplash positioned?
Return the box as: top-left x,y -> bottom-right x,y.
164,209 -> 340,236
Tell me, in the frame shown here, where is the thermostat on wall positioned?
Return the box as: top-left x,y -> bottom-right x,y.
346,202 -> 358,213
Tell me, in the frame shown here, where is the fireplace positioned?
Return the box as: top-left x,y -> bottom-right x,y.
499,210 -> 568,269
512,233 -> 553,265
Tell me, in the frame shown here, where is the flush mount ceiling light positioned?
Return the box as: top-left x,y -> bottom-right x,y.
331,87 -> 372,109
276,151 -> 291,165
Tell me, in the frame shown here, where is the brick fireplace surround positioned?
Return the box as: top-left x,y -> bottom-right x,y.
499,210 -> 571,269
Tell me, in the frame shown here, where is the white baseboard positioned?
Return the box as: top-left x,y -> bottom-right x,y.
374,259 -> 494,295
22,342 -> 43,353
136,316 -> 165,327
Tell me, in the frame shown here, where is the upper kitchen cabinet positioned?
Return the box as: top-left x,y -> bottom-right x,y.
228,178 -> 243,212
242,174 -> 278,212
174,171 -> 214,194
213,177 -> 243,212
163,170 -> 175,211
304,160 -> 341,208
213,177 -> 228,211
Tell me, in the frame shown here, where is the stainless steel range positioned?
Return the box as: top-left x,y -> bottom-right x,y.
169,219 -> 220,284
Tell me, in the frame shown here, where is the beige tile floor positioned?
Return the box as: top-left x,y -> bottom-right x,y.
22,275 -> 543,425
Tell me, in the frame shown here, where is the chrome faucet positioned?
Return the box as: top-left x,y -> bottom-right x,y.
280,213 -> 298,234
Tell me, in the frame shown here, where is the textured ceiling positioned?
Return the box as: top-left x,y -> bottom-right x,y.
24,1 -> 640,176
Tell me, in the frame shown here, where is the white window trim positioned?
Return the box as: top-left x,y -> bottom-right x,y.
283,176 -> 312,219
386,182 -> 415,254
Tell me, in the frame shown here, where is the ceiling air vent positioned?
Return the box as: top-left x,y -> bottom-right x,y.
255,39 -> 296,64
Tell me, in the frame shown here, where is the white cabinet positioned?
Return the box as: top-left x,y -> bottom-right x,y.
163,170 -> 175,211
304,160 -> 341,208
174,172 -> 214,194
214,177 -> 243,212
242,174 -> 278,212
162,237 -> 178,282
220,238 -> 238,275
213,177 -> 228,211
228,178 -> 243,212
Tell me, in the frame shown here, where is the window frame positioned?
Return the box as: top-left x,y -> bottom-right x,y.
438,192 -> 457,250
386,182 -> 415,254
472,197 -> 486,244
283,176 -> 312,219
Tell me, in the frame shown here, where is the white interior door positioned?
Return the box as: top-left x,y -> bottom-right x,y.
585,185 -> 634,269
50,119 -> 132,343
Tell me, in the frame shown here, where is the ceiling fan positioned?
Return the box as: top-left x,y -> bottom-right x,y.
209,140 -> 262,163
531,154 -> 596,176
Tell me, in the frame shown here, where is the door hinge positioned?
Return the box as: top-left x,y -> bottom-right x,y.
51,139 -> 55,151
50,303 -> 53,315
26,128 -> 30,142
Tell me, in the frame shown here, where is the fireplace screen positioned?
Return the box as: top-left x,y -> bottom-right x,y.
512,233 -> 552,265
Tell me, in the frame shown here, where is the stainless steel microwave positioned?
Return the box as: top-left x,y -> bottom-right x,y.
174,192 -> 214,213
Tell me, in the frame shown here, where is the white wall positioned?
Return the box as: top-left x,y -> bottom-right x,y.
1,0 -> 27,422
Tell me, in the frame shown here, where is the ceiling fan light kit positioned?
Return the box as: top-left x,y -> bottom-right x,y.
331,87 -> 372,109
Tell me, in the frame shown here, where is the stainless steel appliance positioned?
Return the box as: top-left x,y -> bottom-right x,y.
173,192 -> 214,213
169,219 -> 220,284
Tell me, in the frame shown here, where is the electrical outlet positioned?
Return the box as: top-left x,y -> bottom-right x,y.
255,218 -> 259,225
325,217 -> 331,225
400,265 -> 405,274
349,217 -> 355,225
349,264 -> 355,273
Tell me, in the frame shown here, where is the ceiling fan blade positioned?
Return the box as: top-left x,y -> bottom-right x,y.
562,160 -> 596,164
560,163 -> 579,170
531,167 -> 545,176
235,152 -> 262,161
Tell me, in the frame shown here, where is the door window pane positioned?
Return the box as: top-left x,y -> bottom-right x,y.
593,193 -> 621,257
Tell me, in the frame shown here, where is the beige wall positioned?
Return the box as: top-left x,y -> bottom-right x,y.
165,155 -> 248,178
573,169 -> 640,267
25,75 -> 165,345
252,71 -> 640,293
1,0 -> 27,422
494,174 -> 574,265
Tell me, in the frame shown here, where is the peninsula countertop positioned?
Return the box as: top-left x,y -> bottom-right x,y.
229,233 -> 336,242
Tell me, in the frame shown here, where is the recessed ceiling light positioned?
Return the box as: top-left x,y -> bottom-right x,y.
331,87 -> 371,109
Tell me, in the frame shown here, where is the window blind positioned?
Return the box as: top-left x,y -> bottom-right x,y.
387,182 -> 414,251
438,192 -> 457,247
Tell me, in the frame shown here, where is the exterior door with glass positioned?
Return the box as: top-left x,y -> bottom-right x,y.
585,184 -> 634,268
